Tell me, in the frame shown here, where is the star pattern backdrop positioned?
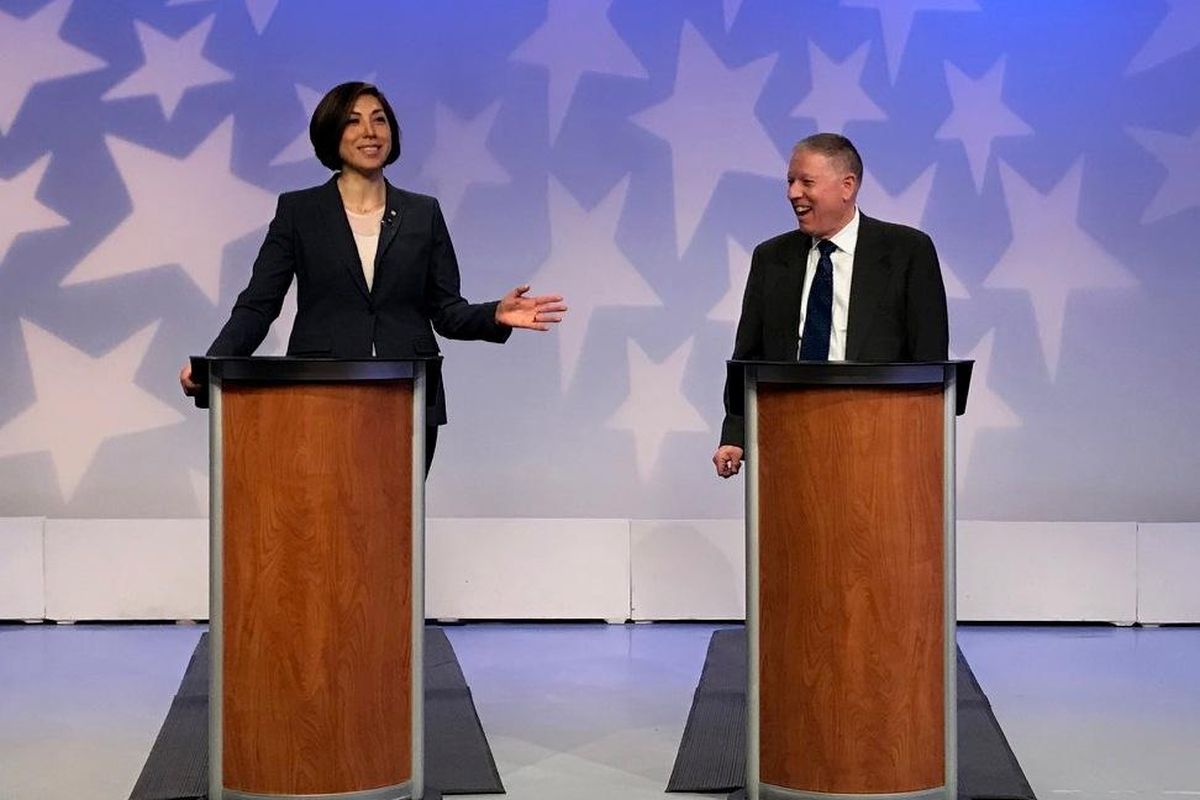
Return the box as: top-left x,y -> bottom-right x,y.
1,0 -> 1198,523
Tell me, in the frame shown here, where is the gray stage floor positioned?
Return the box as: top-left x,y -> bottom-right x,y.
0,622 -> 1196,800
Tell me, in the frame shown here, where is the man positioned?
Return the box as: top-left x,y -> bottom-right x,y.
713,133 -> 948,478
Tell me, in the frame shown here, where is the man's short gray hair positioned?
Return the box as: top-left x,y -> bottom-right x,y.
793,133 -> 863,183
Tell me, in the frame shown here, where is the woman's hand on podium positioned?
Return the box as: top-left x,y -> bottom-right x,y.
179,363 -> 200,397
713,445 -> 744,479
495,284 -> 567,331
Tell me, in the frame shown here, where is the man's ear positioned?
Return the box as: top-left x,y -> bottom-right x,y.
843,174 -> 858,200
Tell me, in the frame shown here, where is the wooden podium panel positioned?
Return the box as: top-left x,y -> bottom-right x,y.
755,381 -> 947,796
221,381 -> 413,795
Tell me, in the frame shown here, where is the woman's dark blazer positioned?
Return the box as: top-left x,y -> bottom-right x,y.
207,176 -> 510,425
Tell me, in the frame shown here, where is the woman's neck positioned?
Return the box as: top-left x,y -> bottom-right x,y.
337,169 -> 386,213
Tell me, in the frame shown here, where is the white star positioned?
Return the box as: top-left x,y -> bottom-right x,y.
1128,125 -> 1200,224
0,320 -> 184,501
1127,0 -> 1200,74
102,15 -> 232,120
954,328 -> 1019,476
937,255 -> 969,300
935,57 -> 1032,192
529,177 -> 662,391
841,0 -> 980,83
723,0 -> 745,30
633,22 -> 779,256
985,160 -> 1137,377
244,0 -> 280,34
0,0 -> 106,135
420,101 -> 510,222
269,83 -> 324,166
513,0 -> 646,140
791,40 -> 886,134
859,164 -> 936,229
0,154 -> 69,266
63,117 -> 278,304
166,0 -> 279,34
607,337 -> 708,480
857,164 -> 968,298
707,237 -> 752,323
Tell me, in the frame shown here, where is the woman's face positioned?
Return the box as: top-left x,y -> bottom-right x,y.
338,94 -> 391,174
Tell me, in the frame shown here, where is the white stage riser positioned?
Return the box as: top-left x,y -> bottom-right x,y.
0,517 -> 44,621
2,518 -> 1198,624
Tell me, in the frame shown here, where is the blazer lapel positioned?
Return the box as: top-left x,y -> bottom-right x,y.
766,231 -> 808,360
370,182 -> 406,298
846,214 -> 888,361
317,177 -> 372,302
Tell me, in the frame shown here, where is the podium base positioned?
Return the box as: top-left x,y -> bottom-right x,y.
735,786 -> 948,800
222,781 -> 427,800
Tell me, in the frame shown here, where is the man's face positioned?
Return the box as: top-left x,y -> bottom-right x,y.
787,148 -> 857,239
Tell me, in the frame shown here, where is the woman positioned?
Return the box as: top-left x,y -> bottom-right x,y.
180,82 -> 565,468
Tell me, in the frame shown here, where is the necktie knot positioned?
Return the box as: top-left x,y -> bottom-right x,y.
817,239 -> 837,258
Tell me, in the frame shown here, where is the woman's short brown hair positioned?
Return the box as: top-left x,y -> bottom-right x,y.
308,82 -> 401,171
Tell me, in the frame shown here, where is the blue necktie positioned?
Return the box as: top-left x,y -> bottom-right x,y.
799,239 -> 837,360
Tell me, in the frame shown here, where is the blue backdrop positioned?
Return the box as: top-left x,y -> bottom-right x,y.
1,0 -> 1197,522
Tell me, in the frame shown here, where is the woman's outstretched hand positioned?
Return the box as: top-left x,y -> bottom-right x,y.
496,284 -> 567,331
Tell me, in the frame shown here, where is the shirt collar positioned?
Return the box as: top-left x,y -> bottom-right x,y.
812,206 -> 860,257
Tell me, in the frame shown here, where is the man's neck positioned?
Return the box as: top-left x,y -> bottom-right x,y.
817,206 -> 857,241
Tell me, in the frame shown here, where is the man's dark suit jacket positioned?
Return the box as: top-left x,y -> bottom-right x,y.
720,213 -> 949,448
208,176 -> 510,426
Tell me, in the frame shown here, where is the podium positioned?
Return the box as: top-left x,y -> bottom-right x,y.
192,357 -> 435,800
734,360 -> 972,800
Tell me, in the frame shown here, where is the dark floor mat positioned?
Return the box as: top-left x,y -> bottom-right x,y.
667,628 -> 1035,799
129,628 -> 503,799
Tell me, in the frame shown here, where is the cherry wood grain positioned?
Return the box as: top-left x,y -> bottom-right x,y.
221,380 -> 413,794
757,383 -> 944,793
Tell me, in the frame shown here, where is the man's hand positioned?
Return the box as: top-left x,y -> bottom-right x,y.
179,363 -> 200,397
495,284 -> 567,331
713,445 -> 744,479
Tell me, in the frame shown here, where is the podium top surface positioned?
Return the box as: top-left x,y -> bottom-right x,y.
189,356 -> 441,409
728,360 -> 974,415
